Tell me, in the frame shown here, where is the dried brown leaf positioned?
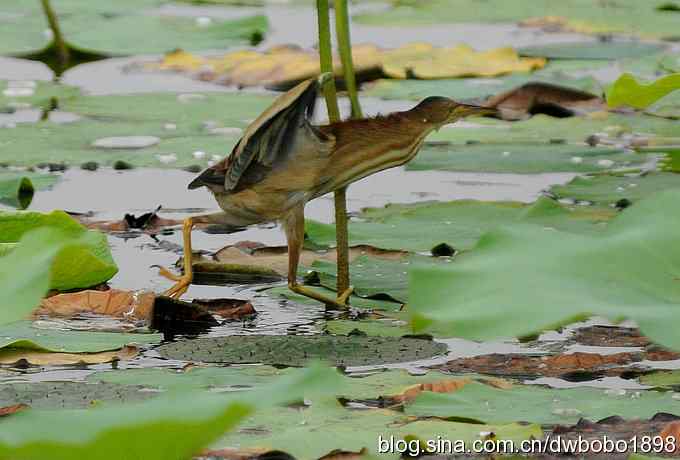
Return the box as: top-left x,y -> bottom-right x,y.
37,289 -> 156,322
0,344 -> 138,365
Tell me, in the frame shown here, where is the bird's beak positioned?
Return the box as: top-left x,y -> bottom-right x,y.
452,103 -> 498,120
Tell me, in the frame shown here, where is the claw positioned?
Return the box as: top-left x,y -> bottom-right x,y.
289,283 -> 351,310
164,275 -> 192,299
153,265 -> 182,282
337,286 -> 354,305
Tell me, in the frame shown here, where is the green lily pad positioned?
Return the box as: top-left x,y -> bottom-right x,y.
409,143 -> 645,174
0,210 -> 117,290
156,335 -> 447,366
365,72 -> 602,102
214,397 -> 542,460
0,176 -> 33,209
639,370 -> 680,389
406,381 -> 680,425
87,366 -> 295,391
0,321 -> 161,353
0,172 -> 58,209
409,189 -> 680,350
265,285 -> 403,311
355,0 -> 680,39
428,113 -> 680,146
550,172 -> 680,206
306,197 -> 615,253
0,80 -> 80,111
0,364 -> 339,460
0,227 -> 115,325
519,42 -> 665,60
658,148 -> 680,173
0,382 -> 152,409
0,1 -> 266,56
607,73 -> 680,113
324,319 -> 411,337
0,92 -> 274,168
309,255 -> 416,302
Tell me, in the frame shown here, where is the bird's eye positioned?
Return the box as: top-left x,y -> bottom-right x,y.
422,118 -> 428,123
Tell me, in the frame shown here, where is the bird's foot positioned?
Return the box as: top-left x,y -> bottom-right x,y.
337,286 -> 354,305
289,283 -> 351,310
164,275 -> 192,299
155,265 -> 192,299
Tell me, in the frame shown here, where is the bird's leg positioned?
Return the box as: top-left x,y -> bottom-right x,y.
284,204 -> 351,310
161,217 -> 194,299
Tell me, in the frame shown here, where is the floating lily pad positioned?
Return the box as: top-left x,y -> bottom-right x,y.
519,42 -> 665,60
607,73 -> 680,114
409,143 -> 645,174
365,73 -> 602,101
0,321 -> 161,353
0,1 -> 266,56
428,113 -> 680,146
355,0 -> 680,39
87,366 -> 294,391
0,382 -> 151,410
640,370 -> 680,389
0,172 -> 58,209
409,189 -> 680,350
0,225 -> 118,325
550,172 -> 680,207
214,397 -> 542,459
306,197 -> 615,253
324,319 -> 410,338
406,381 -> 680,425
156,335 -> 447,366
0,365 -> 338,460
265,285 -> 403,311
308,255 -> 416,302
0,80 -> 80,111
0,210 -> 117,290
0,92 -> 274,168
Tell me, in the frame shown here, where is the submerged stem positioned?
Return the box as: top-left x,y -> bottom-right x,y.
40,0 -> 70,75
333,0 -> 363,294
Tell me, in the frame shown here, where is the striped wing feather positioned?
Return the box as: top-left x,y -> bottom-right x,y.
189,78 -> 321,192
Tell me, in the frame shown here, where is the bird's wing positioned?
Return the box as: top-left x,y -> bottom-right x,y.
188,77 -> 325,192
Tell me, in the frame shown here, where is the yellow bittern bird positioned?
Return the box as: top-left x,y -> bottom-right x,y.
161,75 -> 494,308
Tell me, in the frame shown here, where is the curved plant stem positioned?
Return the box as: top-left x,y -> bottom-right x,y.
40,0 -> 70,75
335,0 -> 363,119
316,0 -> 340,122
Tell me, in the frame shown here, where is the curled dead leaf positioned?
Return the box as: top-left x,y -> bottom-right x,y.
0,403 -> 29,417
147,43 -> 545,89
0,344 -> 138,366
435,350 -> 680,380
382,44 -> 546,79
484,82 -> 605,120
191,298 -> 257,320
390,378 -> 471,403
660,421 -> 680,454
37,289 -> 156,322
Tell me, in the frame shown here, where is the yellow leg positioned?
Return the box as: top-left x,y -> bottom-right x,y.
283,205 -> 351,310
161,217 -> 194,299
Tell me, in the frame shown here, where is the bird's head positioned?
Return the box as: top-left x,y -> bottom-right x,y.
412,96 -> 497,127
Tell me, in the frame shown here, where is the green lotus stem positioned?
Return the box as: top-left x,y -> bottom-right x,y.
316,0 -> 340,122
335,0 -> 363,118
316,0 -> 352,298
40,0 -> 70,74
332,0 -> 363,295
